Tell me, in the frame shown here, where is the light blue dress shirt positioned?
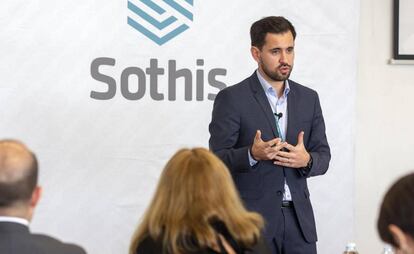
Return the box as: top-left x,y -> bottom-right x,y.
248,70 -> 292,201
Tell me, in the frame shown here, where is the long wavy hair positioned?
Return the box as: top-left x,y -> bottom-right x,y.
129,148 -> 264,254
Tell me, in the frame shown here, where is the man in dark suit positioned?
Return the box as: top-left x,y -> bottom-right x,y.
0,139 -> 86,254
209,16 -> 331,254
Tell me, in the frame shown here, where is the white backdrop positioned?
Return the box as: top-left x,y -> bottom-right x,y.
0,0 -> 359,253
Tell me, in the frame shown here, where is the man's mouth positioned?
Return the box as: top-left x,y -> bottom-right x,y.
279,66 -> 290,74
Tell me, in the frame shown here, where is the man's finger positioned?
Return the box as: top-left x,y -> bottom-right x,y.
277,155 -> 293,162
268,138 -> 281,147
267,151 -> 279,160
255,130 -> 262,142
283,143 -> 296,151
276,151 -> 292,158
297,131 -> 305,145
271,142 -> 286,151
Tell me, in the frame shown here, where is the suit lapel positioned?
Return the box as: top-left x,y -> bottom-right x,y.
249,73 -> 279,138
286,81 -> 298,145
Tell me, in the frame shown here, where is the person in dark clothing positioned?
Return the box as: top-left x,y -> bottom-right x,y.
378,172 -> 414,254
0,139 -> 86,254
130,148 -> 271,254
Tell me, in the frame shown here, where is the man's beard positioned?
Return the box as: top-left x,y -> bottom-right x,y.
261,62 -> 293,82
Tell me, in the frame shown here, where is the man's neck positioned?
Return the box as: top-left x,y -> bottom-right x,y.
258,68 -> 285,98
0,206 -> 31,221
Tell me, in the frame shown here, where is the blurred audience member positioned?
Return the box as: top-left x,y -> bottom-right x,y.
0,139 -> 86,254
130,148 -> 270,254
378,172 -> 414,254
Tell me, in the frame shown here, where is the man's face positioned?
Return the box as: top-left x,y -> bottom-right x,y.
253,31 -> 295,82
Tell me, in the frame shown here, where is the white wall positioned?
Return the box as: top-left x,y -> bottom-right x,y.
0,0 -> 360,253
356,0 -> 414,253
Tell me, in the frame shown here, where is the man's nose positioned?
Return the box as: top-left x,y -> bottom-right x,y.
279,51 -> 287,63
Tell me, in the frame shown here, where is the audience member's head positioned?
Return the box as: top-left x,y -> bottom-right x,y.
130,148 -> 264,254
0,139 -> 41,220
0,139 -> 86,254
378,172 -> 414,254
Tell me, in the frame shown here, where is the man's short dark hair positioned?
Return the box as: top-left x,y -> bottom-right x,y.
377,172 -> 414,247
0,141 -> 38,207
250,16 -> 296,49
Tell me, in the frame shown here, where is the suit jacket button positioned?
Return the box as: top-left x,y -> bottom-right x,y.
277,191 -> 283,196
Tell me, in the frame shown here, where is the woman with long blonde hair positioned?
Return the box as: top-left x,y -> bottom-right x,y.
130,148 -> 270,254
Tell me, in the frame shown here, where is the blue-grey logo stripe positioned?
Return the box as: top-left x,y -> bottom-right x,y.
127,17 -> 189,45
162,0 -> 193,21
127,0 -> 194,45
128,1 -> 177,30
140,0 -> 166,14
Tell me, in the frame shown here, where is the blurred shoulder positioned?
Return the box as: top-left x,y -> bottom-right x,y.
32,233 -> 86,254
135,235 -> 164,254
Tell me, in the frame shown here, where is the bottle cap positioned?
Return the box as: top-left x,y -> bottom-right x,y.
345,242 -> 357,251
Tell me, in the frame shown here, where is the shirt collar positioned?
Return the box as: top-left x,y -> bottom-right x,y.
0,216 -> 29,226
256,69 -> 290,98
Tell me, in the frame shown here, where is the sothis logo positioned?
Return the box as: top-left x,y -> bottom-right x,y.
90,0 -> 228,101
127,0 -> 194,45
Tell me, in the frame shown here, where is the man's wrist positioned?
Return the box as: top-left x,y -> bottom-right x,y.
303,154 -> 313,170
250,145 -> 258,161
248,147 -> 258,166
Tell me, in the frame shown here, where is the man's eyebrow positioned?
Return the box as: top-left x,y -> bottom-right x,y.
269,46 -> 294,50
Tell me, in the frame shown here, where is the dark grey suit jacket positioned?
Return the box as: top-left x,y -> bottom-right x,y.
209,72 -> 331,243
0,221 -> 86,254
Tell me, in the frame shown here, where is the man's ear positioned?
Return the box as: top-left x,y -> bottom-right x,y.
250,46 -> 261,63
30,186 -> 42,208
26,186 -> 42,222
389,224 -> 408,250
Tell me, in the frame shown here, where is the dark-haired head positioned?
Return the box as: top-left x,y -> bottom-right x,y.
250,16 -> 296,50
377,172 -> 414,253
